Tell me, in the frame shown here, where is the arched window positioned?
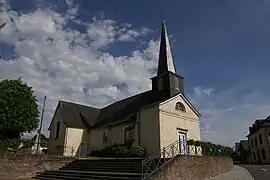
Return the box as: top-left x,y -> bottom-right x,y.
55,121 -> 60,139
175,102 -> 186,112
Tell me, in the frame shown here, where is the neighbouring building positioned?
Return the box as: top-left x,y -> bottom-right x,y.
47,21 -> 201,157
247,116 -> 270,163
235,140 -> 251,162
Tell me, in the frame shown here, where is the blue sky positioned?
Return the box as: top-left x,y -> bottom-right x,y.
0,0 -> 270,146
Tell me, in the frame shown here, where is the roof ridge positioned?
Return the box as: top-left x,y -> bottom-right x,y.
60,100 -> 100,110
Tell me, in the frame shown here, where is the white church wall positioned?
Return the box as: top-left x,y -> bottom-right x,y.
159,95 -> 201,151
64,127 -> 88,156
89,122 -> 136,152
139,105 -> 161,156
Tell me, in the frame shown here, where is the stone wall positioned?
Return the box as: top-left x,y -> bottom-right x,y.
0,154 -> 74,180
149,155 -> 233,180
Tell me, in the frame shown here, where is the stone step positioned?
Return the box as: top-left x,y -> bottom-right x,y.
65,163 -> 142,167
59,167 -> 145,173
40,170 -> 141,177
35,170 -> 142,180
61,164 -> 154,169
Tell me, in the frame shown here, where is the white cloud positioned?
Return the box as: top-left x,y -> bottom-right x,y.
2,1 -> 267,147
0,0 -> 157,137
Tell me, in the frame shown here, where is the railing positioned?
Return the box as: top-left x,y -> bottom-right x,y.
141,140 -> 181,180
141,139 -> 232,179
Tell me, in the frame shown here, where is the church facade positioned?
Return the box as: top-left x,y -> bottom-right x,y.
47,21 -> 201,157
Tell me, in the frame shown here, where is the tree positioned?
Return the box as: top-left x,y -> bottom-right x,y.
0,78 -> 39,140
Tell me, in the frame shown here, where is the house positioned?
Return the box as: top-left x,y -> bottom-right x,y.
247,116 -> 270,163
47,21 -> 201,157
235,140 -> 251,162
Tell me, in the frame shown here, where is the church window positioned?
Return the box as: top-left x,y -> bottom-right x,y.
102,130 -> 108,144
175,102 -> 186,112
158,78 -> 163,90
124,126 -> 135,143
174,77 -> 179,90
55,121 -> 60,139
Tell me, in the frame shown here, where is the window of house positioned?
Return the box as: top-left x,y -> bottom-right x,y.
257,151 -> 261,161
261,149 -> 266,160
268,134 -> 270,144
252,152 -> 256,161
251,139 -> 254,147
158,78 -> 163,91
55,121 -> 60,139
255,137 -> 258,146
259,134 -> 263,144
124,126 -> 135,143
175,102 -> 186,112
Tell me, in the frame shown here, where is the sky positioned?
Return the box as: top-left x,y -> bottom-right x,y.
0,0 -> 270,147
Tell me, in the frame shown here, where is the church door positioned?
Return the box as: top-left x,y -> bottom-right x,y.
80,143 -> 86,157
178,132 -> 187,155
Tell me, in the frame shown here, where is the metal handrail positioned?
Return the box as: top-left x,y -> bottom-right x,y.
142,140 -> 179,164
141,140 -> 182,180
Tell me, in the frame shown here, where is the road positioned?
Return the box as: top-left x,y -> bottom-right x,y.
239,164 -> 270,180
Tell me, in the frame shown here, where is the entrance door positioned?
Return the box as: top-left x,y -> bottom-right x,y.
80,143 -> 86,157
179,132 -> 187,155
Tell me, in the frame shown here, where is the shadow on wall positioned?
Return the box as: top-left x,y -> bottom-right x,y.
149,155 -> 233,180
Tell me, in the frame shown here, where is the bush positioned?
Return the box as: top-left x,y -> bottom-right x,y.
130,145 -> 145,157
194,140 -> 201,147
88,144 -> 145,158
0,139 -> 21,151
114,146 -> 129,158
187,139 -> 195,146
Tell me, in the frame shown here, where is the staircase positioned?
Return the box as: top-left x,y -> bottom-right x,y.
33,141 -> 181,180
33,158 -> 147,180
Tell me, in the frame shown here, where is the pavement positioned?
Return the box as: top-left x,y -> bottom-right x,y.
238,164 -> 270,180
206,165 -> 254,180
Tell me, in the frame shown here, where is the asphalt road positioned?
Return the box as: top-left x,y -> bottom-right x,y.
239,164 -> 270,180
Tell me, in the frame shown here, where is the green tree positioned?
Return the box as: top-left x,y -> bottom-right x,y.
0,78 -> 39,140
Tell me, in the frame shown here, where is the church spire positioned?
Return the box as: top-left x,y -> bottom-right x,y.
151,20 -> 184,98
157,20 -> 176,76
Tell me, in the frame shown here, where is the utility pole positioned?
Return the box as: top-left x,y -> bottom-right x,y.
35,95 -> 47,155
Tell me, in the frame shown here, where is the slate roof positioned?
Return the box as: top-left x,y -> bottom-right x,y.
48,101 -> 100,129
49,90 -> 160,130
95,90 -> 159,126
246,116 -> 270,137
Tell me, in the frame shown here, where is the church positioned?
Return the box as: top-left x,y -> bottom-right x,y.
47,21 -> 201,157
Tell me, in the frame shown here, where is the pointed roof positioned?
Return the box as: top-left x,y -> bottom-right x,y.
157,20 -> 176,76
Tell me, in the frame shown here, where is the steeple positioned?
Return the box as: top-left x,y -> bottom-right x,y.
151,20 -> 184,99
157,20 -> 176,75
